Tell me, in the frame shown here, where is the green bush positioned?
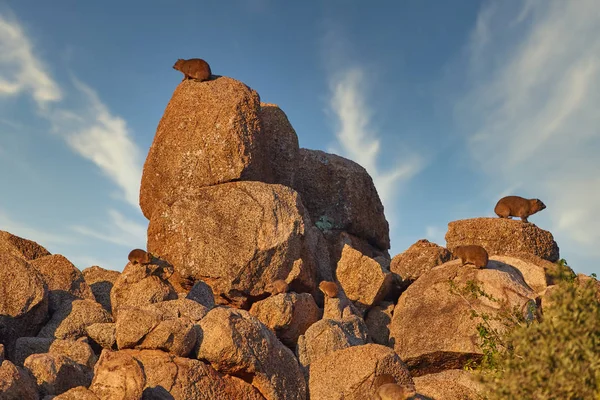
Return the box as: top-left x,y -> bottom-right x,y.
480,273 -> 600,399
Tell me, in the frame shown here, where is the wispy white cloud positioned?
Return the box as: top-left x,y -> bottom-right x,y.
71,209 -> 146,247
457,0 -> 600,259
0,12 -> 143,208
322,29 -> 423,234
0,13 -> 62,106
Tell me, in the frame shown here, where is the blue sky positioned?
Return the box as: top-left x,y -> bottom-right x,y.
0,1 -> 598,276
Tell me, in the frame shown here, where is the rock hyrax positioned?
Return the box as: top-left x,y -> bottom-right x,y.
269,279 -> 289,295
452,245 -> 489,269
318,281 -> 339,298
376,383 -> 417,400
173,58 -> 211,82
127,249 -> 152,265
494,195 -> 546,223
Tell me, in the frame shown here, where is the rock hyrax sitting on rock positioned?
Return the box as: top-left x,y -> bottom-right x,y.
452,245 -> 489,269
269,279 -> 289,295
376,383 -> 417,400
318,281 -> 339,298
173,58 -> 211,82
127,249 -> 152,265
494,195 -> 546,223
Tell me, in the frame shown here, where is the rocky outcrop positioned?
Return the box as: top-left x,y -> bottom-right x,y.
82,266 -> 120,313
336,245 -> 393,310
0,360 -> 39,400
147,182 -> 320,308
140,77 -> 272,220
308,344 -> 414,400
0,231 -> 50,261
296,316 -> 369,370
14,337 -> 96,368
292,149 -> 390,251
413,369 -> 484,400
30,255 -> 95,313
37,299 -> 112,340
390,239 -> 452,284
196,307 -> 306,400
0,254 -> 48,360
23,353 -> 93,396
249,292 -> 321,348
445,218 -> 560,262
109,259 -> 177,318
365,301 -> 394,346
389,259 -> 534,376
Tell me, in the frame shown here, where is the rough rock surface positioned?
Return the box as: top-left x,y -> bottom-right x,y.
23,353 -> 92,396
445,218 -> 560,262
296,316 -> 369,369
336,245 -> 393,309
292,149 -> 390,250
389,260 -> 534,376
196,307 -> 306,400
91,349 -> 265,400
109,260 -> 177,318
260,103 -> 299,187
140,77 -> 272,219
186,280 -> 216,309
0,230 -> 50,261
30,255 -> 95,313
249,292 -> 321,348
148,181 -> 319,308
115,306 -> 197,357
323,231 -> 390,274
0,254 -> 48,359
413,369 -> 484,400
0,359 -> 39,400
14,338 -> 96,368
82,266 -> 120,313
308,344 -> 414,400
85,323 -> 116,351
365,301 -> 394,346
390,239 -> 452,283
51,386 -> 99,400
489,255 -> 557,294
37,299 -> 113,340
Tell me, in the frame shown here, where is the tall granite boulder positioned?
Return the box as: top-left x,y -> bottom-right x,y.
292,149 -> 390,251
445,218 -> 560,262
147,182 -> 321,308
139,77 -> 273,220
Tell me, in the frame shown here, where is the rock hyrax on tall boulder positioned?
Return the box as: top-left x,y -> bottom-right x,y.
452,245 -> 489,269
172,58 -> 211,82
268,279 -> 289,295
494,195 -> 546,223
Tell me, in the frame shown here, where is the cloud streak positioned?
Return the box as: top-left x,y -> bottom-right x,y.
0,12 -> 143,208
323,29 -> 423,235
456,0 -> 600,262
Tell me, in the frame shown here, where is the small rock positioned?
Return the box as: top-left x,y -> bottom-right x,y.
52,386 -> 100,400
390,239 -> 452,284
85,323 -> 116,350
82,266 -> 120,313
37,299 -> 113,340
23,353 -> 92,396
250,292 -> 321,348
0,230 -> 50,261
413,369 -> 484,400
186,280 -> 216,309
365,301 -> 394,347
0,359 -> 39,400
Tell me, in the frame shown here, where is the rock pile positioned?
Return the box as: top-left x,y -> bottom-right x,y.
0,74 -> 590,399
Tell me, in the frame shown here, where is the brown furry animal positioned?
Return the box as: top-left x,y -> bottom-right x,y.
494,195 -> 546,223
127,249 -> 152,265
269,279 -> 289,295
173,58 -> 211,82
318,281 -> 339,298
376,383 -> 417,400
452,245 -> 489,269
